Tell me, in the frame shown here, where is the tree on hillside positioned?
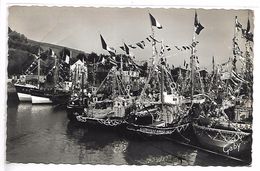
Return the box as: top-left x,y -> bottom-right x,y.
76,53 -> 88,63
88,52 -> 99,64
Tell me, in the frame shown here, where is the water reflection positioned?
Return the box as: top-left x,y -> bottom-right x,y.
6,103 -> 248,165
124,139 -> 198,165
66,121 -> 128,164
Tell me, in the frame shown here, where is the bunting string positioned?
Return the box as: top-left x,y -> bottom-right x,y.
103,34 -> 200,56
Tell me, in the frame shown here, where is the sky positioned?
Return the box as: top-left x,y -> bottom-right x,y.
8,6 -> 253,70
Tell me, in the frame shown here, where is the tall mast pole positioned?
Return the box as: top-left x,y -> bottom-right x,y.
120,54 -> 123,79
160,41 -> 164,106
54,54 -> 58,93
37,58 -> 40,89
190,12 -> 196,104
81,57 -> 85,102
149,13 -> 157,67
233,16 -> 239,72
212,56 -> 215,74
93,56 -> 96,86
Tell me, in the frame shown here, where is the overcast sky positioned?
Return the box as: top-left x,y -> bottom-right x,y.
8,6 -> 253,70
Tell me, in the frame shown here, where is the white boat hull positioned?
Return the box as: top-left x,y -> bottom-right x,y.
17,92 -> 31,102
31,95 -> 52,104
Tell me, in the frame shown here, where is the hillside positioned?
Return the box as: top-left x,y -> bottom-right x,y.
27,39 -> 84,59
7,27 -> 86,77
7,27 -> 148,79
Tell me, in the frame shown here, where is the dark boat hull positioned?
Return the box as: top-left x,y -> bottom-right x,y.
125,122 -> 190,139
15,84 -> 71,104
14,84 -> 37,102
31,89 -> 70,104
66,104 -> 126,130
193,123 -> 252,156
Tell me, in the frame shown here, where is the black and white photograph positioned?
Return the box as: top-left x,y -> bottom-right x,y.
1,0 -> 259,170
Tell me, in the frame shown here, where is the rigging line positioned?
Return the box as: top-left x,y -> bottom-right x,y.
117,75 -> 127,96
95,71 -> 110,94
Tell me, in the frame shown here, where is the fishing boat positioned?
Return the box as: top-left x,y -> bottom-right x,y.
192,15 -> 253,156
125,59 -> 191,138
14,48 -> 72,104
67,56 -> 133,129
125,14 -> 192,138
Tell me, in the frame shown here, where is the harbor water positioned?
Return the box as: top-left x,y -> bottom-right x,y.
6,93 -> 249,166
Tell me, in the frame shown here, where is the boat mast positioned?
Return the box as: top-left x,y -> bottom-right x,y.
233,16 -> 239,72
54,53 -> 58,93
160,42 -> 164,108
190,13 -> 196,104
93,57 -> 96,86
81,57 -> 85,102
191,11 -> 205,101
120,54 -> 123,73
37,58 -> 41,89
212,56 -> 215,74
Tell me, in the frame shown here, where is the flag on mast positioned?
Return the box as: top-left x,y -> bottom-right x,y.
235,16 -> 243,30
194,11 -> 204,35
242,19 -> 254,42
65,55 -> 70,64
124,43 -> 130,55
246,18 -> 251,33
149,13 -> 163,29
100,34 -> 116,55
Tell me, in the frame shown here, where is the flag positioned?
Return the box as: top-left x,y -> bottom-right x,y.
101,57 -> 106,65
109,57 -> 117,66
124,43 -> 130,55
242,30 -> 253,42
149,35 -> 161,43
49,48 -> 55,57
175,46 -> 180,50
235,16 -> 243,30
242,19 -> 254,42
195,23 -> 204,35
107,47 -> 116,56
146,37 -> 151,42
194,12 -> 204,35
100,34 -> 107,50
65,55 -> 70,64
149,13 -> 162,29
129,45 -> 137,49
246,19 -> 250,33
100,34 -> 116,55
136,42 -> 144,49
141,40 -> 145,47
159,43 -> 165,56
119,46 -> 125,51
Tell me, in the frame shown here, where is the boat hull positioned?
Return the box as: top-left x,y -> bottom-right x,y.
14,84 -> 37,102
17,92 -> 31,102
66,105 -> 126,130
126,122 -> 190,139
15,83 -> 70,104
31,95 -> 52,104
30,89 -> 70,104
193,123 -> 252,156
